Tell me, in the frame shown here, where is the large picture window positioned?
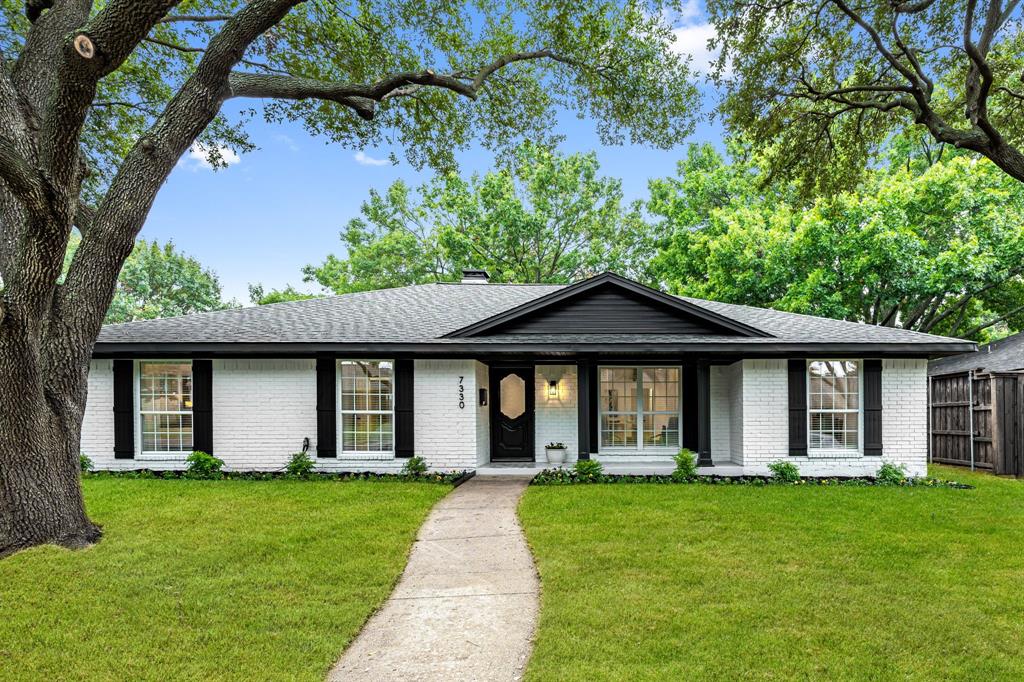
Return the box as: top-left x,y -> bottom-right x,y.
139,361 -> 193,454
339,360 -> 394,453
808,360 -> 861,452
599,366 -> 681,450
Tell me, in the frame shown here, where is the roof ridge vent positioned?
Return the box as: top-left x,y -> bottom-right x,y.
460,269 -> 490,284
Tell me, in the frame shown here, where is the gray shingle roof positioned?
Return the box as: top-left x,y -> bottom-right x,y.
929,331 -> 1024,375
95,281 -> 973,351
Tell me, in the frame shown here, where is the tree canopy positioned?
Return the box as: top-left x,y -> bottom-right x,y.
64,236 -> 231,323
649,143 -> 1024,341
303,142 -> 652,293
708,0 -> 1024,193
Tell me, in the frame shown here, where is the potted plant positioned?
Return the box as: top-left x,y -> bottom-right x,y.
544,442 -> 568,465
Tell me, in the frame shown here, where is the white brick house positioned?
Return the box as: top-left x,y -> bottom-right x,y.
83,271 -> 974,477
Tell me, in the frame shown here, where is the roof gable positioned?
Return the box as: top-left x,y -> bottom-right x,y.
445,272 -> 771,338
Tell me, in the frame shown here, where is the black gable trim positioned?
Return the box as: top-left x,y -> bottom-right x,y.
443,272 -> 771,339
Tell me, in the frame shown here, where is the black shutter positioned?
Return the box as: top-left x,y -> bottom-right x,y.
192,359 -> 213,454
577,359 -> 591,460
112,359 -> 135,459
588,362 -> 598,454
682,365 -> 698,452
316,356 -> 337,458
863,359 -> 883,456
788,359 -> 808,457
394,359 -> 414,458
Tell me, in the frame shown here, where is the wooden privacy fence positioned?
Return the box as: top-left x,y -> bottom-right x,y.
929,370 -> 1024,476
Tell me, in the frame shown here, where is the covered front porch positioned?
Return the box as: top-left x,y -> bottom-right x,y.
482,358 -> 736,470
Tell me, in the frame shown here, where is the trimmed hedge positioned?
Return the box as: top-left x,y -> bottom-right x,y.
83,469 -> 471,484
530,469 -> 972,488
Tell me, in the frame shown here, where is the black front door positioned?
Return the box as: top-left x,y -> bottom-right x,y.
490,367 -> 535,461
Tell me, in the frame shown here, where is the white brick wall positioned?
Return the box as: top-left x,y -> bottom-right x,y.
413,359 -> 480,470
737,359 -> 791,471
79,354 -> 929,476
710,365 -> 733,464
475,361 -> 490,465
737,358 -> 929,477
81,360 -> 117,467
535,365 -> 579,464
213,359 -> 318,471
881,359 -> 928,477
727,361 -> 744,463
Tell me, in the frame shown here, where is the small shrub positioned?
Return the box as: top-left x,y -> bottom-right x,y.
573,458 -> 604,479
876,461 -> 907,485
185,451 -> 225,480
768,460 -> 801,483
79,454 -> 93,473
401,456 -> 428,476
285,451 -> 315,478
672,448 -> 698,481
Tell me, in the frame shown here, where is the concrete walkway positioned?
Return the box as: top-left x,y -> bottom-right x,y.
328,476 -> 539,682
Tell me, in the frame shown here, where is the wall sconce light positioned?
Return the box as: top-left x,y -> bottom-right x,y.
479,388 -> 488,406
547,379 -> 559,398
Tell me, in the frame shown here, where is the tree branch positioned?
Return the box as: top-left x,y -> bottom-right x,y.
226,49 -> 579,120
61,0 -> 306,356
961,302 -> 1024,338
157,14 -> 233,23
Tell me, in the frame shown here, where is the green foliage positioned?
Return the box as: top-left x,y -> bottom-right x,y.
64,234 -> 232,323
401,456 -> 429,476
285,451 -> 316,478
573,459 -> 604,479
78,454 -> 93,473
247,284 -> 317,306
303,143 -> 654,293
706,0 -> 1024,193
184,451 -> 225,480
876,462 -> 908,485
672,448 -> 698,481
650,144 -> 1024,341
0,0 -> 699,202
767,460 -> 801,484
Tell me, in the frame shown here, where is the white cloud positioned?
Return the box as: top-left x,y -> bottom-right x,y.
677,0 -> 702,23
354,150 -> 389,167
184,142 -> 241,171
670,22 -> 719,75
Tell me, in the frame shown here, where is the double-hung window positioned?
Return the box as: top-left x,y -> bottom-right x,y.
807,360 -> 862,453
339,360 -> 394,454
599,366 -> 681,450
138,361 -> 193,455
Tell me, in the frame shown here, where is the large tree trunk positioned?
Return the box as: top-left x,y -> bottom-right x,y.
0,328 -> 100,558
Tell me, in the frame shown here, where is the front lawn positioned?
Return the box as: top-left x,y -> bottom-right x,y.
519,465 -> 1024,681
0,478 -> 449,681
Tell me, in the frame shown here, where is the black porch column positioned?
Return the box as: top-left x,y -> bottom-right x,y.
577,358 -> 591,460
696,361 -> 713,467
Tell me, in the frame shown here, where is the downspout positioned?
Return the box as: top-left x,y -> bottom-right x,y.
968,370 -> 975,471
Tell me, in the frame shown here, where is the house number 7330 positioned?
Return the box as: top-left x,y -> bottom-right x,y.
458,376 -> 465,409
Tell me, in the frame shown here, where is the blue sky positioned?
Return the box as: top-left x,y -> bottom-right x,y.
141,5 -> 723,303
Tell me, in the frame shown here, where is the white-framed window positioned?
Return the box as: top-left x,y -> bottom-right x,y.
598,366 -> 681,450
137,360 -> 193,456
338,360 -> 394,455
807,360 -> 862,454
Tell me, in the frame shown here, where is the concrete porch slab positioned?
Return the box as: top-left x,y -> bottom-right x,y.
474,462 -> 746,477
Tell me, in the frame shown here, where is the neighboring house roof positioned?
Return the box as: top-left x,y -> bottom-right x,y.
94,272 -> 975,356
929,331 -> 1024,375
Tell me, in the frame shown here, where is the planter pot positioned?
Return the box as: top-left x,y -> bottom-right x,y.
545,447 -> 567,465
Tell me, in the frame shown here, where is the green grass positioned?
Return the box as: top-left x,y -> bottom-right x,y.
0,478 -> 449,681
519,466 -> 1024,681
